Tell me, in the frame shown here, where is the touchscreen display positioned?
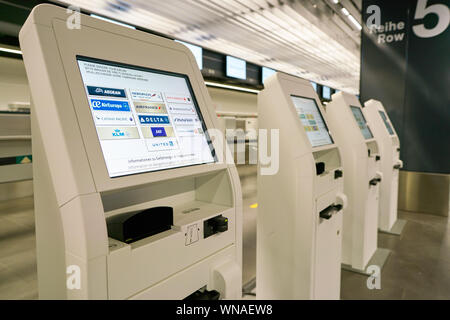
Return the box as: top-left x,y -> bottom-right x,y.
379,110 -> 395,135
350,106 -> 373,140
291,95 -> 333,147
77,57 -> 216,178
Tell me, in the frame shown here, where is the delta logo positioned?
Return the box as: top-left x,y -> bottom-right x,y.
138,115 -> 170,124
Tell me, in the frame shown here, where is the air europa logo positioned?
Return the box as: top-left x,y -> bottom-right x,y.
90,99 -> 131,112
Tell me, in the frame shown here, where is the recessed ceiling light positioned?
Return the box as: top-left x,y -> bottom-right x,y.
0,47 -> 22,55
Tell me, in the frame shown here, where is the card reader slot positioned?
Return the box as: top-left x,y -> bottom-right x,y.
369,177 -> 382,186
107,206 -> 174,244
319,203 -> 343,220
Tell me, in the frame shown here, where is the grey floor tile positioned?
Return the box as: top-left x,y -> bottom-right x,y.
0,171 -> 449,300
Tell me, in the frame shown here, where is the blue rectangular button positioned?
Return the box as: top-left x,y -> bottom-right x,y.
90,99 -> 130,112
138,115 -> 170,124
151,127 -> 167,137
87,86 -> 126,98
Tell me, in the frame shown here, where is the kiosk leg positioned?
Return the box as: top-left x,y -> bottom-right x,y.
379,219 -> 407,236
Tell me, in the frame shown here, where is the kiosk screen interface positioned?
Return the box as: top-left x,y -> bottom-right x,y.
77,57 -> 216,178
350,106 -> 373,140
379,111 -> 395,135
291,95 -> 333,147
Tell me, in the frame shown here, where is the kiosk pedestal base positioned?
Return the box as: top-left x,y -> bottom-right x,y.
341,248 -> 391,275
379,219 -> 407,236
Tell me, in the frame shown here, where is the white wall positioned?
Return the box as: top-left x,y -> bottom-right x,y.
0,57 -> 30,111
207,86 -> 257,115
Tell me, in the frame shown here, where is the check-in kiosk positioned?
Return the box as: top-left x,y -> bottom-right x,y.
20,4 -> 242,299
257,73 -> 346,299
326,92 -> 386,272
363,100 -> 405,235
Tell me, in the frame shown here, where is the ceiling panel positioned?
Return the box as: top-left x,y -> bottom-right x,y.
54,0 -> 361,93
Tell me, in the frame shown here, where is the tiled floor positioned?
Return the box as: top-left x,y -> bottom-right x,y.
341,210 -> 450,299
0,166 -> 449,299
0,197 -> 37,299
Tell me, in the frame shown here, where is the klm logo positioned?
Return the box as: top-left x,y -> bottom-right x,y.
112,129 -> 125,137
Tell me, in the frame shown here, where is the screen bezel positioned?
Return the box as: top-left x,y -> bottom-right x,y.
77,56 -> 217,178
378,110 -> 395,136
350,105 -> 374,140
290,94 -> 334,148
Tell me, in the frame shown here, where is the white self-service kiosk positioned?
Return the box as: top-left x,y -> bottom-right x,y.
257,73 -> 346,299
20,4 -> 242,300
363,100 -> 405,235
326,92 -> 388,272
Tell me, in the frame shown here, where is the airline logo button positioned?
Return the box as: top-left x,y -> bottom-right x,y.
97,127 -> 140,140
134,102 -> 167,114
138,115 -> 170,125
90,99 -> 131,112
168,104 -> 196,115
151,127 -> 167,137
141,126 -> 174,138
130,90 -> 163,101
172,115 -> 200,125
87,86 -> 126,98
93,111 -> 135,126
165,93 -> 193,104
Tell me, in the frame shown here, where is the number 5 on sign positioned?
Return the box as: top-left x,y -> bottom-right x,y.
413,0 -> 450,38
